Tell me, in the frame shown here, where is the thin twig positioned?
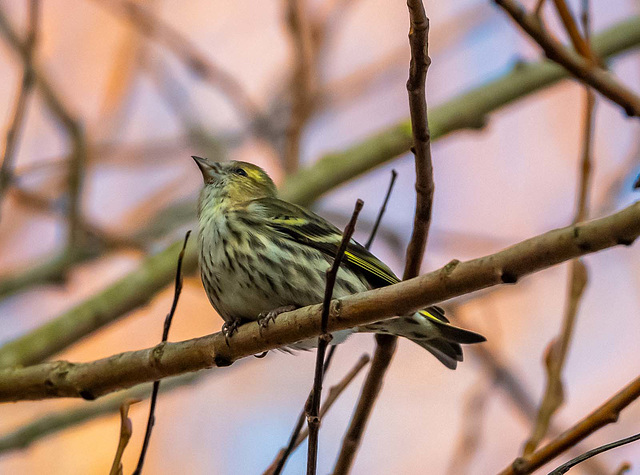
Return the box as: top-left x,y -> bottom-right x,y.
551,0 -> 595,62
333,2 -> 434,471
613,461 -> 632,475
307,199 -> 363,475
0,4 -> 89,249
446,379 -> 490,475
499,375 -> 640,475
548,431 -> 640,475
283,0 -> 317,174
493,0 -> 640,117
523,2 -> 595,454
96,0 -> 260,124
264,354 -> 370,475
0,0 -> 39,220
109,398 -> 140,475
270,171 -> 394,475
364,170 -> 398,250
133,231 -> 191,475
269,346 -> 337,475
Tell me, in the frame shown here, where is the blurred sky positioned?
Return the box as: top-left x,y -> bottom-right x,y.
0,0 -> 640,474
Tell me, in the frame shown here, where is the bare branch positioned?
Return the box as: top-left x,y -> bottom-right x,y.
500,374 -> 640,475
470,344 -> 609,475
522,260 -> 588,454
0,0 -> 39,218
548,431 -> 640,474
264,354 -> 370,475
551,0 -> 596,62
282,0 -> 317,174
133,231 -> 191,475
493,0 -> 640,117
307,199 -> 363,475
0,200 -> 638,402
0,374 -> 200,454
523,7 -> 596,453
281,16 -> 640,206
96,0 -> 261,124
332,337 -> 396,474
0,4 -> 89,248
268,346 -> 336,475
333,1 -> 434,470
109,399 -> 140,475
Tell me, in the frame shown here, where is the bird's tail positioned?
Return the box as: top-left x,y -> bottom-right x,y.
357,306 -> 485,370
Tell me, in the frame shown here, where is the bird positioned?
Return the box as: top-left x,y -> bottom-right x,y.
193,156 -> 485,369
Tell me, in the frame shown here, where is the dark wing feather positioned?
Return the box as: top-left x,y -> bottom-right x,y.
251,197 -> 398,285
249,197 -> 453,326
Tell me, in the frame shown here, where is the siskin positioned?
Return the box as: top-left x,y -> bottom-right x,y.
193,157 -> 485,369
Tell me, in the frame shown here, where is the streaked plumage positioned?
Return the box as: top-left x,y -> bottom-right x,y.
193,157 -> 485,368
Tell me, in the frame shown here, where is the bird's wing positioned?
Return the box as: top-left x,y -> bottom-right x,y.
246,197 -> 400,288
245,197 -> 451,325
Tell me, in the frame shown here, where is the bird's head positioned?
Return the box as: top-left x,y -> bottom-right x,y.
192,156 -> 277,205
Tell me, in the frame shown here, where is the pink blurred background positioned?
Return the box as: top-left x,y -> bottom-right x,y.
0,0 -> 639,473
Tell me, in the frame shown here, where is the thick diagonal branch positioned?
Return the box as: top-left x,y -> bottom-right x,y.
0,199 -> 637,403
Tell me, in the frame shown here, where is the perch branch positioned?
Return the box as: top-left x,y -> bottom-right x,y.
1,16 -> 639,369
0,201 -> 638,402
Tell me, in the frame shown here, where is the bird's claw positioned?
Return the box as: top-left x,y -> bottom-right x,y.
258,305 -> 296,329
222,319 -> 241,340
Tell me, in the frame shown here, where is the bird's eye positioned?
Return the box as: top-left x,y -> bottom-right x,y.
233,168 -> 248,177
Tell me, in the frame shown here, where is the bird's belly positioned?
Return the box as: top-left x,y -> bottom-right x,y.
199,233 -> 369,323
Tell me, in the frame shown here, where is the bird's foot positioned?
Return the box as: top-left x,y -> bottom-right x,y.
258,305 -> 296,329
222,319 -> 241,340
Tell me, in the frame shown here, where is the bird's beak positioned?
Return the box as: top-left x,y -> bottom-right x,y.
192,156 -> 219,183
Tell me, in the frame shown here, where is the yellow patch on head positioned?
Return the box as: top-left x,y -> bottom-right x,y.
226,161 -> 277,203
